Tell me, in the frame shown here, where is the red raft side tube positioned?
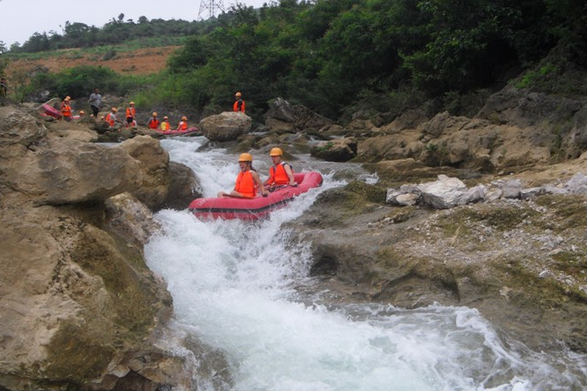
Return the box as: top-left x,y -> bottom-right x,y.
189,171 -> 323,221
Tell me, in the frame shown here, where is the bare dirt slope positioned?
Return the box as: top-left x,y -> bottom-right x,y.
6,46 -> 179,77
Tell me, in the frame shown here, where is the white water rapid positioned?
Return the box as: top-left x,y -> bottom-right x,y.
145,137 -> 586,391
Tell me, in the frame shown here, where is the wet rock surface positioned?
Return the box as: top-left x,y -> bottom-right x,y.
287,171 -> 587,354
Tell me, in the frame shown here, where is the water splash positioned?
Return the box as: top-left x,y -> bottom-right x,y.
144,138 -> 587,391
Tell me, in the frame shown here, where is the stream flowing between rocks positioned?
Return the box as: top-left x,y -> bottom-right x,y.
144,137 -> 586,391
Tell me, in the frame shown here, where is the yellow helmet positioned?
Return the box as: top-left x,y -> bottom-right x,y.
181,116 -> 187,121
270,147 -> 283,156
238,153 -> 253,162
235,92 -> 242,97
152,112 -> 157,116
130,101 -> 135,105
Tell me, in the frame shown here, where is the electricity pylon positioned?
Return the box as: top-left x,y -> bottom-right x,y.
198,0 -> 225,20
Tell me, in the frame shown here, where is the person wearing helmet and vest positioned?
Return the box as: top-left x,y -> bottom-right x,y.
148,112 -> 160,130
233,92 -> 245,113
104,107 -> 122,128
177,116 -> 188,131
264,147 -> 296,191
160,116 -> 170,131
61,96 -> 73,121
125,102 -> 136,128
217,153 -> 268,198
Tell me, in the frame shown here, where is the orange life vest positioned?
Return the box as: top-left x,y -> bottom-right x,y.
233,99 -> 245,113
160,121 -> 170,131
178,121 -> 188,130
234,170 -> 257,198
126,107 -> 135,119
105,112 -> 116,126
268,162 -> 293,185
61,102 -> 72,117
148,118 -> 160,129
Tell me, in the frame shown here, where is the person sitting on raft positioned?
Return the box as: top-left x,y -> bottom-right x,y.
177,116 -> 188,131
147,112 -> 160,129
264,147 -> 296,191
160,116 -> 170,131
217,153 -> 268,198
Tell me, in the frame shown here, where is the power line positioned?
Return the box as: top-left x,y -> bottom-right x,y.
198,0 -> 225,20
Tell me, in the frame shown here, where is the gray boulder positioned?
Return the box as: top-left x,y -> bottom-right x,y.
199,111 -> 252,141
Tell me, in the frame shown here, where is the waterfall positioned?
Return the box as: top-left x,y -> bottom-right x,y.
144,137 -> 586,391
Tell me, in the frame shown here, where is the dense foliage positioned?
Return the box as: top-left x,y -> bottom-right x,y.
5,0 -> 586,121
8,15 -> 212,53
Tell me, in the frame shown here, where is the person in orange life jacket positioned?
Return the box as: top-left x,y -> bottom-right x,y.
217,153 -> 268,198
61,96 -> 73,121
104,107 -> 122,128
233,92 -> 245,113
160,116 -> 170,131
177,116 -> 188,130
125,102 -> 136,128
147,112 -> 160,129
264,147 -> 296,191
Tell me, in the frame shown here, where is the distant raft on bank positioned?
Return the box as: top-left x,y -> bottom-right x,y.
189,171 -> 323,220
40,103 -> 62,119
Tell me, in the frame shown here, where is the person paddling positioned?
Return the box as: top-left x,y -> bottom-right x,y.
218,153 -> 268,198
264,147 -> 296,191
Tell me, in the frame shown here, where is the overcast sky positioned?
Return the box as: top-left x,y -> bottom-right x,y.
0,0 -> 270,48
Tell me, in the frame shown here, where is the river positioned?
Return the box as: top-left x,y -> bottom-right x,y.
144,137 -> 586,391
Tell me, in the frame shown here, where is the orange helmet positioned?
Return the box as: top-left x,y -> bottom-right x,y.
270,147 -> 283,156
235,92 -> 242,97
238,153 -> 253,162
111,107 -> 117,112
130,101 -> 135,105
181,116 -> 187,121
64,96 -> 71,101
152,112 -> 157,116
163,116 -> 169,120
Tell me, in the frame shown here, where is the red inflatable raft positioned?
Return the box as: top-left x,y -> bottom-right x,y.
189,171 -> 323,220
41,104 -> 62,119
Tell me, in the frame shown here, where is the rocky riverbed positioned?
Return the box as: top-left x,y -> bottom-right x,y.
2,81 -> 587,390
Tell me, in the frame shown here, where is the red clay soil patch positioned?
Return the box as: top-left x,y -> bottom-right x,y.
6,46 -> 180,77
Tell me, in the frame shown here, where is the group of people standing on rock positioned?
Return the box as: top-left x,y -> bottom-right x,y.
217,147 -> 296,198
57,89 -> 246,128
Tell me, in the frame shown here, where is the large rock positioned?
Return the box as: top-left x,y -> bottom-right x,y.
310,137 -> 358,162
0,105 -> 217,390
0,202 -> 178,391
1,135 -> 141,205
119,136 -> 171,209
264,97 -> 334,134
264,97 -> 296,133
199,111 -> 252,141
160,161 -> 202,210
